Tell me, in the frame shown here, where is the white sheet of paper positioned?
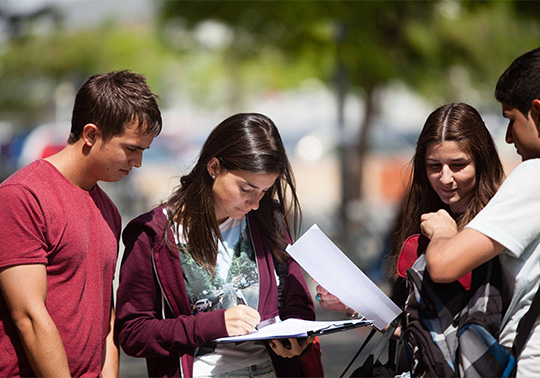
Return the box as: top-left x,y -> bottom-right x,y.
215,318 -> 369,343
286,224 -> 402,330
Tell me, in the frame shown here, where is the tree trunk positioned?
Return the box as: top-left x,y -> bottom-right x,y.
356,86 -> 378,201
335,20 -> 350,246
338,85 -> 379,251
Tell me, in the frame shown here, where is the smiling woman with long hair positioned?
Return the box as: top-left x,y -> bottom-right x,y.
314,102 -> 505,317
391,102 -> 505,279
115,113 -> 322,378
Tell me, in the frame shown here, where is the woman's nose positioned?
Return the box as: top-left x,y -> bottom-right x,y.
440,165 -> 453,185
247,198 -> 259,211
246,192 -> 264,211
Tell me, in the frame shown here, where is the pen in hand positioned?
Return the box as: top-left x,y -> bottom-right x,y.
235,289 -> 247,305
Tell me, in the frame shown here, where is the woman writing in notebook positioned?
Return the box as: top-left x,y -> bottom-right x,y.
116,113 -> 322,378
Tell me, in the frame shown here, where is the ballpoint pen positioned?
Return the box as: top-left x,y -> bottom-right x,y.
235,288 -> 248,306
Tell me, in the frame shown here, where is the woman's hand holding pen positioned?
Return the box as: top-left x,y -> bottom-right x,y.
224,305 -> 260,336
269,337 -> 313,358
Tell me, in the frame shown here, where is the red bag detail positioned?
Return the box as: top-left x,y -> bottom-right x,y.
397,234 -> 471,290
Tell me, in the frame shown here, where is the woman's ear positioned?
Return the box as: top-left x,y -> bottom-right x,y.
81,124 -> 101,147
207,157 -> 220,179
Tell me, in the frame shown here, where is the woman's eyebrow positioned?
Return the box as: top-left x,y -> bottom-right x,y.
245,181 -> 263,190
426,157 -> 469,162
243,180 -> 273,191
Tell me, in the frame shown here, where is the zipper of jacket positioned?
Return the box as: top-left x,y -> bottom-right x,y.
151,250 -> 185,378
151,251 -> 176,318
245,215 -> 262,313
247,215 -> 285,319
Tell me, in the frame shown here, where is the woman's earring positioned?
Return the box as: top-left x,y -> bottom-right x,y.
212,174 -> 216,179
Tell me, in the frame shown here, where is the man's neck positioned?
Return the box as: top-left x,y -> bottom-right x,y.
45,143 -> 97,191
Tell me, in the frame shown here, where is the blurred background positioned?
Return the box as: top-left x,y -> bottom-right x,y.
1,0 -> 539,376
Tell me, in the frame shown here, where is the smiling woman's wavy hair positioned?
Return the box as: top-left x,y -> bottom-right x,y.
163,113 -> 301,274
391,103 -> 504,279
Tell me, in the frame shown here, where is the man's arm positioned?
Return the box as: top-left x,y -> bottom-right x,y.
421,209 -> 505,283
101,304 -> 119,378
0,264 -> 71,377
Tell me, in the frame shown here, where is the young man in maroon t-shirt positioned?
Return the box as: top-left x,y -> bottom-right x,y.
0,70 -> 162,377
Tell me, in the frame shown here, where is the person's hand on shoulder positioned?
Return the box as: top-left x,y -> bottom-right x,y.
224,305 -> 260,336
420,209 -> 458,241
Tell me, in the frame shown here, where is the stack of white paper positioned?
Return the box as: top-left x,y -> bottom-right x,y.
286,224 -> 401,330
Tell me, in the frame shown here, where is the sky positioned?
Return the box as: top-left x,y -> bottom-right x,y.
2,0 -> 155,28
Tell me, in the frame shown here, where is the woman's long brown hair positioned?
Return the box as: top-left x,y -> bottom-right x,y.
163,113 -> 301,274
391,103 -> 505,279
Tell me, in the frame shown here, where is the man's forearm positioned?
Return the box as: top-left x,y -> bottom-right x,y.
101,307 -> 119,378
0,264 -> 71,377
425,228 -> 504,283
421,209 -> 461,282
425,236 -> 456,283
16,311 -> 71,378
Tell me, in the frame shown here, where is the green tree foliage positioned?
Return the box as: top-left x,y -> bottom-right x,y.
158,1 -> 437,240
0,9 -> 177,127
158,1 -> 432,101
157,1 -> 335,108
405,1 -> 540,107
158,0 -> 540,245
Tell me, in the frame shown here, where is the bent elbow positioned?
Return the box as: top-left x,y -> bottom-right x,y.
428,267 -> 456,284
426,256 -> 459,284
11,313 -> 33,334
118,331 -> 147,358
10,307 -> 52,342
117,324 -> 145,357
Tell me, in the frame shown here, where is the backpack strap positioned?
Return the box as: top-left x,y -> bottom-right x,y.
340,327 -> 377,378
340,316 -> 400,378
512,284 -> 540,358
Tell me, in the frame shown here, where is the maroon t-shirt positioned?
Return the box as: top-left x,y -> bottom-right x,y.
0,159 -> 121,377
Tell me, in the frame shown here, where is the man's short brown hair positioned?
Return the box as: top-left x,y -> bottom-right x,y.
68,70 -> 162,143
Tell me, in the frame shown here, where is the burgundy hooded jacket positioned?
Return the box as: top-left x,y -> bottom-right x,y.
115,206 -> 319,377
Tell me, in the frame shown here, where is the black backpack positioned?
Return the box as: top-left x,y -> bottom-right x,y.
403,250 -> 508,377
